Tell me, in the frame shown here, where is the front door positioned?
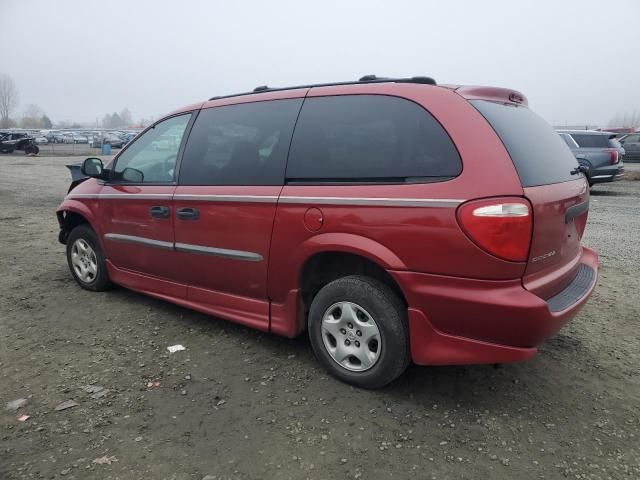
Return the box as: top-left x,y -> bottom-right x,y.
172,98 -> 303,329
100,113 -> 193,289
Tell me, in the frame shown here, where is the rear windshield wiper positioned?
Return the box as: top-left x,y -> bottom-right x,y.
570,165 -> 588,175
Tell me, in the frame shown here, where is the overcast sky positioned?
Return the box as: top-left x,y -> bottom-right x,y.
1,0 -> 639,127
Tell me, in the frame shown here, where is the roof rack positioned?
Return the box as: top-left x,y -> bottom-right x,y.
208,75 -> 436,101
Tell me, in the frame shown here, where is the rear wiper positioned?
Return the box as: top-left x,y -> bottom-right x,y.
570,165 -> 589,175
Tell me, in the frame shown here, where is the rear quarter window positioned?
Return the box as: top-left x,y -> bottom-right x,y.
471,100 -> 578,187
286,95 -> 462,182
569,134 -> 611,148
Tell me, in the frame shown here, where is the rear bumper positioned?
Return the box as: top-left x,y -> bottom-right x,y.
591,164 -> 625,183
392,247 -> 599,365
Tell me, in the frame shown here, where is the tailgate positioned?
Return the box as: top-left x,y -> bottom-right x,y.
522,178 -> 589,298
469,98 -> 591,299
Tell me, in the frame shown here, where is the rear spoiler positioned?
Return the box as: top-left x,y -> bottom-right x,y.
446,85 -> 528,107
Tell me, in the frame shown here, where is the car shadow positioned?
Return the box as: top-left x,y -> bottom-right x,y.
109,287 -> 598,416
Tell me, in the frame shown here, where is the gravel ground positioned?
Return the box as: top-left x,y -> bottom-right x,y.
1,154 -> 639,480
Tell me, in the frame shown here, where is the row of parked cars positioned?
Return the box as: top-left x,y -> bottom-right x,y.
40,130 -> 138,148
1,129 -> 140,154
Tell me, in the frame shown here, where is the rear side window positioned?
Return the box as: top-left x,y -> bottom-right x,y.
569,134 -> 611,148
471,100 -> 578,187
559,133 -> 578,149
286,95 -> 461,182
179,99 -> 303,185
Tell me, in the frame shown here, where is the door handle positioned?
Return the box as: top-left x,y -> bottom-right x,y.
176,207 -> 199,220
150,205 -> 170,218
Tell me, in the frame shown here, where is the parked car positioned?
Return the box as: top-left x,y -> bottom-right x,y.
103,134 -> 124,148
35,136 -> 48,144
0,131 -> 40,154
619,132 -> 640,162
557,130 -> 625,186
72,134 -> 88,144
56,76 -> 599,388
88,134 -> 102,148
121,132 -> 137,145
47,131 -> 66,143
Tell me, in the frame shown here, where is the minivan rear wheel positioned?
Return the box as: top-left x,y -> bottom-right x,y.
308,275 -> 409,388
66,224 -> 111,291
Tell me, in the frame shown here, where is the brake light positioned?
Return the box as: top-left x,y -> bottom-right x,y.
457,198 -> 532,262
604,148 -> 619,164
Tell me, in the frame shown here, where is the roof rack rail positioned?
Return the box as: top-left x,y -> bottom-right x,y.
207,75 -> 436,101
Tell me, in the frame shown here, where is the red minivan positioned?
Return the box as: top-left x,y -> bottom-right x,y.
57,76 -> 599,388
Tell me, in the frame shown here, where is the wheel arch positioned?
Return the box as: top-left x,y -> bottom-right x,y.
269,233 -> 410,338
299,250 -> 408,310
57,203 -> 98,245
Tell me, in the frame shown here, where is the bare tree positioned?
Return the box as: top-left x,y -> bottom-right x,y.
0,73 -> 19,128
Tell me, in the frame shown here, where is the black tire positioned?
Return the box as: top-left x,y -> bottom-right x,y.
66,224 -> 111,291
308,275 -> 410,388
33,145 -> 39,154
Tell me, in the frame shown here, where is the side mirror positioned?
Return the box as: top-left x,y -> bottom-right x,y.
121,167 -> 144,183
81,157 -> 105,178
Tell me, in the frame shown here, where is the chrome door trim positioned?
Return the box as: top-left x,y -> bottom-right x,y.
104,233 -> 174,250
173,194 -> 278,203
103,234 -> 263,262
174,242 -> 263,262
277,196 -> 464,208
69,193 -> 174,200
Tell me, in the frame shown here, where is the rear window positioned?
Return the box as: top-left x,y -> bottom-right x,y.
471,100 -> 578,187
286,95 -> 461,182
569,133 -> 611,148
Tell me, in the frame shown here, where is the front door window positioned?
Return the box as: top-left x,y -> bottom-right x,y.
112,114 -> 191,183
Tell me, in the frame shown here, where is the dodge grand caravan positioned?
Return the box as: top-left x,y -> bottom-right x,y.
57,76 -> 599,388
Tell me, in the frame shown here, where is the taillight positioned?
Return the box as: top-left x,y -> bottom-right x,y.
457,198 -> 532,262
604,148 -> 619,164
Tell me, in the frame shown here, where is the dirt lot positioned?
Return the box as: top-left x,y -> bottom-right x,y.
1,154 -> 639,480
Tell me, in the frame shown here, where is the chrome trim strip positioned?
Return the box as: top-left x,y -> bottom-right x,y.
69,193 -> 173,200
103,234 -> 262,262
173,194 -> 278,203
104,233 -> 174,250
70,193 -> 463,207
175,242 -> 263,262
590,175 -> 614,180
278,196 -> 464,208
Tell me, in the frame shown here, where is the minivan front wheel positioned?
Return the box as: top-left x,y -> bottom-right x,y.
308,275 -> 409,388
66,224 -> 111,291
